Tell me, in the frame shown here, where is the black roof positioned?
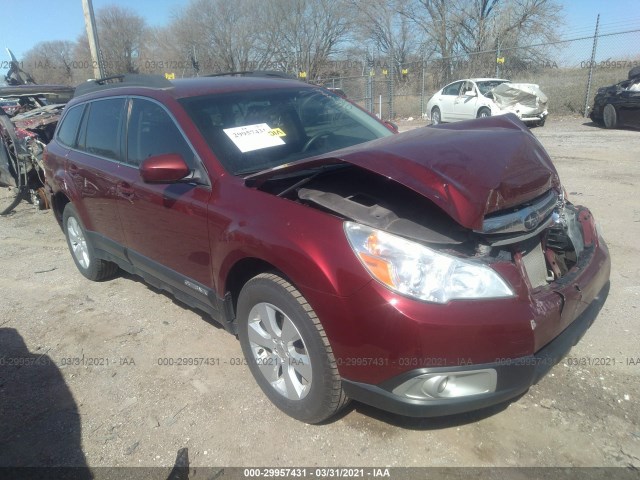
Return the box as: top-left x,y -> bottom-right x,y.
73,72 -> 299,98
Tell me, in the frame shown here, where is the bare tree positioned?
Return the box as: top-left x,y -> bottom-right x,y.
260,0 -> 352,80
350,0 -> 417,80
139,26 -> 190,76
456,0 -> 500,54
96,5 -> 146,75
70,33 -> 95,82
402,0 -> 464,83
21,41 -> 76,85
493,0 -> 563,55
170,0 -> 268,73
401,0 -> 562,81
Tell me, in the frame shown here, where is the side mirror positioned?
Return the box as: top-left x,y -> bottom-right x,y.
140,153 -> 190,183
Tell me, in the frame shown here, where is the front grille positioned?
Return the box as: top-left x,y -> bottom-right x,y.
480,190 -> 558,235
521,241 -> 548,289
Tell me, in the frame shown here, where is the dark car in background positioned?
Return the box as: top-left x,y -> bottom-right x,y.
590,67 -> 640,129
44,74 -> 610,423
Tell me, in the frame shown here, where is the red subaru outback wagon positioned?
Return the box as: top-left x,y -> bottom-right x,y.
44,74 -> 610,423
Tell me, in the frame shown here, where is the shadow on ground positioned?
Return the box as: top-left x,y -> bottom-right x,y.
0,327 -> 90,474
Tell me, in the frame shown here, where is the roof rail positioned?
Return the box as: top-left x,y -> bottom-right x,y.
205,70 -> 297,80
74,74 -> 173,98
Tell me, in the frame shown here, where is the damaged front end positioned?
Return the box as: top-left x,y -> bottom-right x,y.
491,83 -> 548,125
248,114 -> 608,355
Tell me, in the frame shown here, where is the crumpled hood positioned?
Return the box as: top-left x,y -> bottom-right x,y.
492,83 -> 548,115
248,114 -> 560,230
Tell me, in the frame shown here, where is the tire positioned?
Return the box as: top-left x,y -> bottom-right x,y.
0,186 -> 26,216
0,140 -> 26,216
237,273 -> 349,423
537,116 -> 546,127
431,107 -> 441,125
477,107 -> 491,118
62,204 -> 119,281
603,104 -> 618,129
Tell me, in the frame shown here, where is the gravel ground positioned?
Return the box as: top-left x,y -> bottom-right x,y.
0,116 -> 639,473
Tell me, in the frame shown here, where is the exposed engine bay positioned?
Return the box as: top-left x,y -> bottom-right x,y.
260,164 -> 589,290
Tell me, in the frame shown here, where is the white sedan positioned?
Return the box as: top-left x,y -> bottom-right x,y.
425,78 -> 548,126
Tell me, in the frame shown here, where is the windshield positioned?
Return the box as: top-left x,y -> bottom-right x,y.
179,87 -> 393,175
476,80 -> 510,96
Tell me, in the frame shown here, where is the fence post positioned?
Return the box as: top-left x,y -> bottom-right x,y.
421,60 -> 426,119
584,14 -> 600,117
388,67 -> 394,120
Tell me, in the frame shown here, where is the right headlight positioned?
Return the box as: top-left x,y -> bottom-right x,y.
344,222 -> 514,304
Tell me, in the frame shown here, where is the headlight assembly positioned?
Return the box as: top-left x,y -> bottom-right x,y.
344,222 -> 514,303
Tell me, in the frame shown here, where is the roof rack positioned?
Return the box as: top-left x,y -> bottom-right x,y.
74,74 -> 173,98
205,71 -> 297,80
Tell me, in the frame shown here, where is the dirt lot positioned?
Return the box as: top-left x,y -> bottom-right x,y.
1,117 -> 639,472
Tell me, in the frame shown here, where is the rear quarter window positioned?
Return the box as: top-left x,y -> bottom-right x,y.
56,104 -> 85,147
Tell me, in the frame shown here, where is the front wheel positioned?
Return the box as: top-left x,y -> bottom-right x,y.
237,273 -> 348,423
63,204 -> 119,281
477,107 -> 491,118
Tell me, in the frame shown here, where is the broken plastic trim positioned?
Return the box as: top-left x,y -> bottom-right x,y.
299,187 -> 463,245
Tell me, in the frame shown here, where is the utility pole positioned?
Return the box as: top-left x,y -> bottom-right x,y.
82,0 -> 104,79
584,14 -> 600,118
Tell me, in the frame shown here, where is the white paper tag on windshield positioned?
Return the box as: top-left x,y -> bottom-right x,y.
223,123 -> 285,153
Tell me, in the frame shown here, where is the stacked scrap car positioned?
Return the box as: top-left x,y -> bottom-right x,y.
0,85 -> 74,215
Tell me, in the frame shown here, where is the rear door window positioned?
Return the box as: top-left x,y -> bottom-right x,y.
443,82 -> 463,96
80,98 -> 126,160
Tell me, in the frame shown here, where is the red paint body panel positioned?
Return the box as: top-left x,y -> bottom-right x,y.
115,164 -> 213,287
63,148 -> 127,246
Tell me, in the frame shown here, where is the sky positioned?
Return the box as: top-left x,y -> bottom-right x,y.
1,0 -> 639,75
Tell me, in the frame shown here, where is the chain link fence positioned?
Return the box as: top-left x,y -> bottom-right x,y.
322,27 -> 640,121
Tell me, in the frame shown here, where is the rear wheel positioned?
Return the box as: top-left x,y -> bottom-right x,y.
603,104 -> 618,129
63,204 -> 119,281
431,107 -> 441,125
237,273 -> 349,423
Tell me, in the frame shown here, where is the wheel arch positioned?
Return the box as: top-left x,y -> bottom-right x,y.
224,257 -> 284,323
51,191 -> 71,228
477,106 -> 492,117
